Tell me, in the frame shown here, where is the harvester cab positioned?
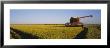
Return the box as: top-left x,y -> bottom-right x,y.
65,15 -> 93,27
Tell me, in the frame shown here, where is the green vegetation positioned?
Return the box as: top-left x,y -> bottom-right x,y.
86,24 -> 101,39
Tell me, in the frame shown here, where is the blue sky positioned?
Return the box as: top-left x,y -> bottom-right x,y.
10,9 -> 101,24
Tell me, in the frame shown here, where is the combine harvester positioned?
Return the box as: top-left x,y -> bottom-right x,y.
65,15 -> 93,27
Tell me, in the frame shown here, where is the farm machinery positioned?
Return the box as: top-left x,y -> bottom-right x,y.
65,15 -> 93,27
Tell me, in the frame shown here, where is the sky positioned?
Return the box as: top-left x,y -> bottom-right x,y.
10,9 -> 101,24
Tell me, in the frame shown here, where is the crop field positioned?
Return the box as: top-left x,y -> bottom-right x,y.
10,24 -> 101,39
86,24 -> 101,39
